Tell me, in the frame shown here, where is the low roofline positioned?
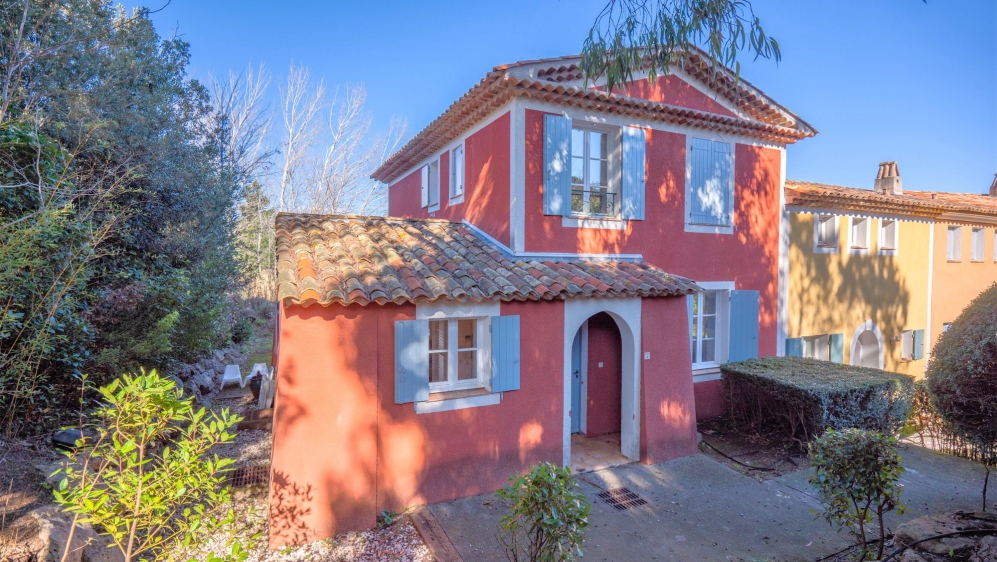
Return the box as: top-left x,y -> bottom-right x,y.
785,179 -> 997,221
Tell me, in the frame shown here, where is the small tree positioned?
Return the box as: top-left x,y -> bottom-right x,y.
809,428 -> 906,560
927,283 -> 997,509
53,369 -> 240,562
497,462 -> 591,562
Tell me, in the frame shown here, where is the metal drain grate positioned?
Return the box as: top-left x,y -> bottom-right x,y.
226,464 -> 270,487
597,487 -> 648,510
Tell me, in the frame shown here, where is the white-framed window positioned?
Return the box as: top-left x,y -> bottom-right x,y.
421,161 -> 440,209
971,228 -> 985,262
450,143 -> 465,202
428,317 -> 487,392
815,215 -> 839,253
570,126 -> 618,218
803,335 -> 830,361
900,330 -> 914,361
689,288 -> 730,368
880,219 -> 898,253
849,217 -> 870,251
947,226 -> 962,261
686,137 -> 734,231
943,322 -> 953,332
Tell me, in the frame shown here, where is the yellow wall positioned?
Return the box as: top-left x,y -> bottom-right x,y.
929,223 -> 997,354
788,212 -> 931,377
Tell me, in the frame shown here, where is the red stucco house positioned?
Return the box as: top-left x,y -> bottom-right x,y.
268,51 -> 816,546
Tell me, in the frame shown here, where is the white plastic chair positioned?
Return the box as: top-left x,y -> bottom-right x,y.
248,363 -> 268,380
221,364 -> 245,388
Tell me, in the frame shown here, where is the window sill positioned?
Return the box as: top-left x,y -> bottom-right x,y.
685,223 -> 734,235
449,194 -> 464,206
814,244 -> 839,254
414,389 -> 500,414
562,216 -> 626,230
692,366 -> 721,383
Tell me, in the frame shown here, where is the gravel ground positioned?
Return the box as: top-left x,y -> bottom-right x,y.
213,429 -> 272,468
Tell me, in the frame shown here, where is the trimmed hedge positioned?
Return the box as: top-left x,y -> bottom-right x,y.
721,357 -> 914,442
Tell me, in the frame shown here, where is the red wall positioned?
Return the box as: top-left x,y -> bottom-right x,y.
693,380 -> 724,420
524,109 -> 781,362
584,312 -> 622,437
600,76 -> 737,117
640,296 -> 700,463
388,112 -> 511,245
269,298 -> 564,547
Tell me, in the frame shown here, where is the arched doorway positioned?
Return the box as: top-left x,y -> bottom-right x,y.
563,298 -> 641,469
850,320 -> 885,370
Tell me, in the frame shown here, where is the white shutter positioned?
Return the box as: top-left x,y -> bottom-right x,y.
420,166 -> 429,208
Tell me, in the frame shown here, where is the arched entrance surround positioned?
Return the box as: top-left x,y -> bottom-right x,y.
850,319 -> 885,370
563,298 -> 642,466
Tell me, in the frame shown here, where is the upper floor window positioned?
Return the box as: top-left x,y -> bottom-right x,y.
450,144 -> 465,202
815,214 -> 838,252
880,219 -> 898,252
947,226 -> 962,261
850,217 -> 869,250
570,127 -> 616,217
421,161 -> 440,209
971,228 -> 985,262
687,138 -> 733,229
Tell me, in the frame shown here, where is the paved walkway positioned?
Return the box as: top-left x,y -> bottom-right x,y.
429,444 -> 987,561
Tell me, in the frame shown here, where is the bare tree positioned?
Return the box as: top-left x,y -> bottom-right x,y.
276,63 -> 325,212
303,85 -> 406,215
208,63 -> 275,195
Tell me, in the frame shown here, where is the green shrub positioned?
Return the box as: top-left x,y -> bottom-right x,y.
722,357 -> 914,443
54,369 -> 240,562
927,283 -> 997,461
809,429 -> 906,560
497,462 -> 590,562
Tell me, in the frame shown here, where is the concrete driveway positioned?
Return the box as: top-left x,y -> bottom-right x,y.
428,444 -> 987,561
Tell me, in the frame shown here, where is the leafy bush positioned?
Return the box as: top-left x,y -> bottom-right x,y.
927,283 -> 997,462
809,428 -> 906,560
54,369 -> 240,562
722,357 -> 914,443
497,462 -> 590,562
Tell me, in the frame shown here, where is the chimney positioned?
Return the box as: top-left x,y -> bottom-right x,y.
990,174 -> 996,197
875,161 -> 903,195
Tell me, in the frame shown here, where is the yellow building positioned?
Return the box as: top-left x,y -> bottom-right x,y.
782,166 -> 997,377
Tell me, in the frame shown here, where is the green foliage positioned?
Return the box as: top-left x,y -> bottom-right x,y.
497,462 -> 590,562
192,541 -> 248,562
378,509 -> 399,529
927,283 -> 997,460
809,428 -> 906,560
722,357 -> 914,442
581,0 -> 781,93
53,369 -> 240,562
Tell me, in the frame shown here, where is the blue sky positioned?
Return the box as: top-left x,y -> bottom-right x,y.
144,0 -> 996,193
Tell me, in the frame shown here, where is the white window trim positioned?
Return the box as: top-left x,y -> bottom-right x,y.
569,120 -> 621,219
449,143 -> 465,204
426,160 -> 441,213
684,135 -> 736,235
847,216 -> 871,255
802,334 -> 831,361
947,226 -> 963,262
849,319 -> 885,370
900,329 -> 914,362
414,392 -> 501,414
878,218 -> 899,256
427,318 -> 489,393
690,281 -> 734,370
971,228 -> 985,263
813,214 -> 839,254
417,301 -> 500,397
561,216 -> 627,230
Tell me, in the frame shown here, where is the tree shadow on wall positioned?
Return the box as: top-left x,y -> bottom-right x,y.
269,469 -> 314,547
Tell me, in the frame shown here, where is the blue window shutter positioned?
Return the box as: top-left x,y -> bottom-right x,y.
728,290 -> 759,362
490,315 -> 521,392
785,337 -> 804,357
689,139 -> 732,226
543,114 -> 572,216
830,333 -> 845,363
395,319 -> 429,404
913,329 -> 925,360
621,126 -> 646,220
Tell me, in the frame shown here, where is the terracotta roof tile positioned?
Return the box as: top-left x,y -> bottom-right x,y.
785,180 -> 997,220
275,214 -> 699,307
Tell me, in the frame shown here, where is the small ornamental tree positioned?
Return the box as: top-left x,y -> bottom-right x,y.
809,429 -> 906,560
927,283 -> 997,508
54,369 -> 240,562
497,462 -> 591,562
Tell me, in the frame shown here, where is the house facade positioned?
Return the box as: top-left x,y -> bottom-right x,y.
784,166 -> 997,373
268,52 -> 816,546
